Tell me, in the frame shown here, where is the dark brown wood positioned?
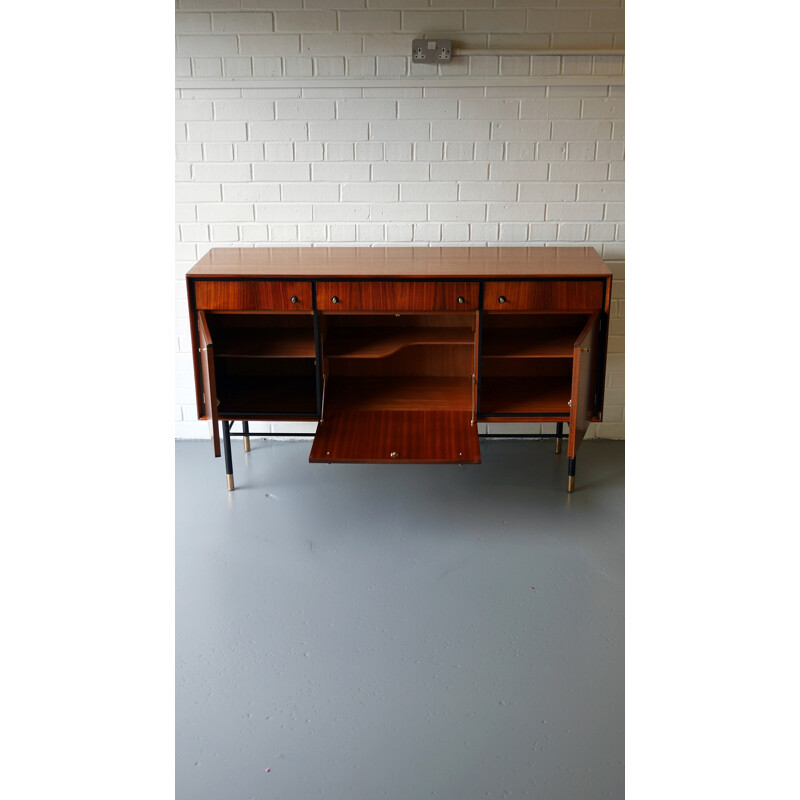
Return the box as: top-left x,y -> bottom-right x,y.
324,326 -> 474,358
325,377 -> 473,412
568,312 -> 601,459
483,280 -> 605,311
479,377 -> 572,416
194,280 -> 313,311
316,281 -> 479,311
197,311 -> 220,458
481,328 -> 585,358
309,409 -> 480,464
209,316 -> 316,358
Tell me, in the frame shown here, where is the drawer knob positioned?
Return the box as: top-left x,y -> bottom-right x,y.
457,296 -> 465,304
290,295 -> 299,304
331,296 -> 339,304
498,295 -> 507,304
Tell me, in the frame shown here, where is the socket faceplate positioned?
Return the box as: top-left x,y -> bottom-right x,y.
412,39 -> 452,64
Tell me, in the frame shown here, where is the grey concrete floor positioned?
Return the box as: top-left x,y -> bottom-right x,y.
176,437 -> 624,800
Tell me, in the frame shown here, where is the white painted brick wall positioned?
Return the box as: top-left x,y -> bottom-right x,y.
175,1 -> 625,440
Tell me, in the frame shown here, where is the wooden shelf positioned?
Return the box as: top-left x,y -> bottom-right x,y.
214,328 -> 316,359
325,326 -> 473,358
479,376 -> 572,416
480,329 -> 578,358
326,376 -> 473,412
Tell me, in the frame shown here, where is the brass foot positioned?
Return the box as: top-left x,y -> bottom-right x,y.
243,436 -> 251,452
226,474 -> 235,491
567,475 -> 575,493
555,438 -> 562,454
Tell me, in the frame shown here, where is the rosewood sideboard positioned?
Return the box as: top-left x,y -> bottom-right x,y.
186,246 -> 612,492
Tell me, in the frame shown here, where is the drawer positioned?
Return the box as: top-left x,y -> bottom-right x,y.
193,280 -> 313,311
317,281 -> 478,312
483,280 -> 605,311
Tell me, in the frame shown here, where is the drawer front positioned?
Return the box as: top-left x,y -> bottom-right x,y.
193,280 -> 313,311
317,281 -> 479,312
483,280 -> 604,311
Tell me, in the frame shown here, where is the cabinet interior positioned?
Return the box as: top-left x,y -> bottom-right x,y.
321,313 -> 477,412
480,313 -> 589,418
204,312 -> 318,417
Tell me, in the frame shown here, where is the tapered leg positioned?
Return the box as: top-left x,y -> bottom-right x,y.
567,457 -> 576,493
242,421 -> 251,452
555,422 -> 563,454
222,421 -> 234,491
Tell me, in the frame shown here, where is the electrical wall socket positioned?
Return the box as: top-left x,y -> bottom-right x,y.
411,39 -> 452,64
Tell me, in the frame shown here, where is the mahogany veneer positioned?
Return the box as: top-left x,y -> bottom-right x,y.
186,246 -> 612,491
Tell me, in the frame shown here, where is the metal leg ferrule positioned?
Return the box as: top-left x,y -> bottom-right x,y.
555,422 -> 563,454
567,457 -> 576,493
242,421 -> 251,452
226,474 -> 235,491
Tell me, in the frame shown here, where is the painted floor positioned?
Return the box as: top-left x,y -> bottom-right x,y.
176,437 -> 624,799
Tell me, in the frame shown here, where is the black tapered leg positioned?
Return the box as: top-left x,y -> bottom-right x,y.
555,422 -> 563,454
222,421 -> 234,491
567,456 -> 576,493
242,421 -> 251,452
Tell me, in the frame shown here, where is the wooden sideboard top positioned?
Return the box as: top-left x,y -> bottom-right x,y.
187,246 -> 611,279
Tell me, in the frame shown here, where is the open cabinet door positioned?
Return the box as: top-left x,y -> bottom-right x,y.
310,409 -> 480,464
568,312 -> 601,460
197,310 -> 221,458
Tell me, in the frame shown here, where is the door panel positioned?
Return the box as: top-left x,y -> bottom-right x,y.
309,409 -> 480,464
568,312 -> 601,459
198,310 -> 221,458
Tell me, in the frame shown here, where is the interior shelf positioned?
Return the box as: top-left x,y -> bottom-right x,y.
325,376 -> 473,412
480,329 -> 578,358
479,376 -> 572,416
214,328 -> 316,359
324,326 -> 473,358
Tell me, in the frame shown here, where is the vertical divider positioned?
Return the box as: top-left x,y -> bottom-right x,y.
312,282 -> 322,418
476,281 -> 484,420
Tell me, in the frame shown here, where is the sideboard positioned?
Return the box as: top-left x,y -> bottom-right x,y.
186,246 -> 612,492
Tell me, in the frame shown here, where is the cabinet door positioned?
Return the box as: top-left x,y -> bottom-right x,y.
197,311 -> 221,458
568,312 -> 601,459
309,409 -> 480,464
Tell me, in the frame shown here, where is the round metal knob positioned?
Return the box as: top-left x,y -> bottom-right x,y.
331,296 -> 339,304
498,296 -> 507,304
290,295 -> 299,304
457,296 -> 465,304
